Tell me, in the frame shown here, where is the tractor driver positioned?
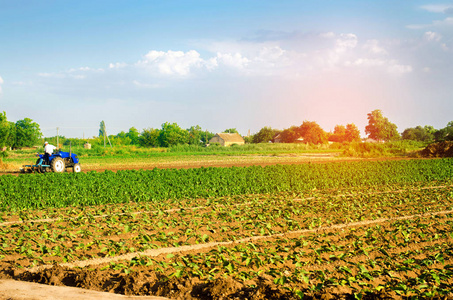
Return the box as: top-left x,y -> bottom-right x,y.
43,141 -> 56,165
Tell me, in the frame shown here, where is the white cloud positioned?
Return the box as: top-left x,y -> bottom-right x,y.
422,31 -> 449,50
214,52 -> 250,69
420,5 -> 453,14
387,62 -> 413,75
346,58 -> 412,75
363,39 -> 388,55
33,31 -> 417,99
424,31 -> 442,42
433,16 -> 453,26
407,16 -> 453,29
138,50 -> 203,76
349,58 -> 386,67
109,62 -> 127,69
257,46 -> 286,62
319,32 -> 335,39
335,33 -> 358,52
132,80 -> 160,88
314,33 -> 359,70
39,72 -> 66,78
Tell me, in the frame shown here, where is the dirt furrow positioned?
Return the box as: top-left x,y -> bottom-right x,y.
27,208 -> 453,273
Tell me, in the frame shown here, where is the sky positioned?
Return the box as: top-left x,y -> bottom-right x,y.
0,0 -> 452,138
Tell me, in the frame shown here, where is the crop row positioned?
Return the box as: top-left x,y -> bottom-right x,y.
0,158 -> 452,210
106,214 -> 453,298
1,183 -> 452,270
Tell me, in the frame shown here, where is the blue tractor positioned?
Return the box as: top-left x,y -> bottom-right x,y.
22,150 -> 81,173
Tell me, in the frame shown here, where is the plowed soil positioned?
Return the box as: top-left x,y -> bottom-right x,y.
1,182 -> 453,299
1,152 -> 420,176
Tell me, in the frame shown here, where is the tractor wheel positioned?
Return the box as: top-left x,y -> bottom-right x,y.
51,157 -> 65,173
73,163 -> 82,173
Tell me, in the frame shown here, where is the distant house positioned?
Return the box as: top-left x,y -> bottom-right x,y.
364,138 -> 384,143
273,134 -> 304,144
209,133 -> 245,146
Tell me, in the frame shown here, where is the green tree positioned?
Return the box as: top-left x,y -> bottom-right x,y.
252,126 -> 280,143
15,118 -> 42,148
329,125 -> 346,143
113,131 -> 131,145
116,131 -> 127,139
434,122 -> 453,141
298,121 -> 327,144
222,128 -> 238,134
158,122 -> 189,147
187,125 -> 205,145
445,122 -> 453,141
345,123 -> 361,142
0,111 -> 13,148
365,109 -> 400,142
139,128 -> 160,147
201,130 -> 215,144
126,127 -> 140,145
278,126 -> 300,143
401,126 -> 434,142
99,121 -> 106,137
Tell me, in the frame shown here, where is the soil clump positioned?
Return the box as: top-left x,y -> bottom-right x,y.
421,141 -> 453,157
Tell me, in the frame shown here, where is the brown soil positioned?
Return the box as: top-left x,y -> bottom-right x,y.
0,279 -> 169,300
1,157 -> 452,299
1,185 -> 453,299
84,155 -> 420,173
0,153 -> 421,176
421,141 -> 453,157
3,211 -> 453,300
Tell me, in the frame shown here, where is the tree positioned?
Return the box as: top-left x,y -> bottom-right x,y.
222,128 -> 238,134
330,124 -> 361,143
401,126 -> 434,142
138,128 -> 160,147
365,109 -> 400,142
126,127 -> 140,145
345,123 -> 361,142
201,131 -> 215,144
252,126 -> 280,143
99,121 -> 106,137
278,126 -> 300,143
445,122 -> 453,141
113,131 -> 131,145
158,122 -> 189,147
0,111 -> 13,148
433,122 -> 453,141
14,118 -> 41,148
329,125 -> 346,143
187,125 -> 205,145
298,121 -> 327,144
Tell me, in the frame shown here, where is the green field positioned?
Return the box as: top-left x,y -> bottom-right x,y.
0,158 -> 452,299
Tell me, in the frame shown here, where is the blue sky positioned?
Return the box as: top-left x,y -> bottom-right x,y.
1,0 -> 452,138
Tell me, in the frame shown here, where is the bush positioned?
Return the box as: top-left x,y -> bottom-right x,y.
341,140 -> 427,157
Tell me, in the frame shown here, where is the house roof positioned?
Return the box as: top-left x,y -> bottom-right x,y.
215,133 -> 244,143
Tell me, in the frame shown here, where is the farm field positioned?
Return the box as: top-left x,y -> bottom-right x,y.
0,159 -> 452,299
2,151 -> 345,174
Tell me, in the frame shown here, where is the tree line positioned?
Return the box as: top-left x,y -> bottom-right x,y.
1,109 -> 453,150
0,112 -> 41,149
